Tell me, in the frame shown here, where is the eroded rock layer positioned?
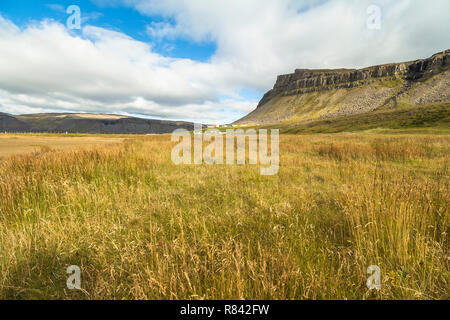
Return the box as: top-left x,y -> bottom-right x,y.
238,50 -> 449,124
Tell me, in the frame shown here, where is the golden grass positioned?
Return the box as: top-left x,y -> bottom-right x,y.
0,134 -> 124,157
0,133 -> 448,299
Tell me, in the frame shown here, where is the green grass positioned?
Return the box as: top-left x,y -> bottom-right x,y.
378,77 -> 404,88
0,133 -> 448,299
273,103 -> 450,134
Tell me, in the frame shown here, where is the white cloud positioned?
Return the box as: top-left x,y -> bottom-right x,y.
126,0 -> 450,79
0,17 -> 229,122
82,12 -> 104,24
45,4 -> 66,13
146,21 -> 182,40
1,0 -> 449,123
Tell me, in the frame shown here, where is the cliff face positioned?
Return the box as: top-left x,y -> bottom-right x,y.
238,50 -> 450,124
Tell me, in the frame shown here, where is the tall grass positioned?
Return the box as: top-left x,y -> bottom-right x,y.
0,134 -> 448,299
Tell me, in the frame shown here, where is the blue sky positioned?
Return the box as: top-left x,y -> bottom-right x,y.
0,0 -> 217,61
0,0 -> 449,123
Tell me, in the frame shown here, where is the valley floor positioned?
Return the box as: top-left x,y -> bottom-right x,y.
0,133 -> 448,299
0,134 -> 124,158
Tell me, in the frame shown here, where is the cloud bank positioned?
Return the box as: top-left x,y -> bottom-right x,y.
0,0 -> 449,123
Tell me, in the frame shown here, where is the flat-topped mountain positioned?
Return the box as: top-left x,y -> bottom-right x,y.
237,50 -> 449,125
0,113 -> 195,134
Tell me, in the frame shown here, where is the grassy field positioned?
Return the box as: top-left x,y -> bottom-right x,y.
0,134 -> 124,158
0,133 -> 448,299
267,103 -> 450,135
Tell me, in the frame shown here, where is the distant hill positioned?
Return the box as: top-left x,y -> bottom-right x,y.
0,113 -> 196,134
0,113 -> 30,132
236,50 -> 450,127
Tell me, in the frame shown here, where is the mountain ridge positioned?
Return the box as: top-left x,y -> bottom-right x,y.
0,113 -> 196,134
237,50 -> 449,125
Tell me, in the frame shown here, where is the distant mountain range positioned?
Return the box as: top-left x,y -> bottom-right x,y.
237,50 -> 449,127
0,113 -> 196,134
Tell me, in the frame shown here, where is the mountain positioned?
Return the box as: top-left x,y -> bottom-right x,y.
0,112 -> 30,132
0,113 -> 195,134
237,50 -> 449,127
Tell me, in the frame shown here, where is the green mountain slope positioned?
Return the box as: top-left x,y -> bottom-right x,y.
265,102 -> 449,134
236,50 -> 450,131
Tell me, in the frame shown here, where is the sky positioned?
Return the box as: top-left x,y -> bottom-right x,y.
0,0 -> 449,124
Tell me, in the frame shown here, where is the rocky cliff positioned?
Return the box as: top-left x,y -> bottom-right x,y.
237,50 -> 450,124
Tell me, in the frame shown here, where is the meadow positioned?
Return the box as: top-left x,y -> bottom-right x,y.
0,134 -> 123,158
0,133 -> 448,299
